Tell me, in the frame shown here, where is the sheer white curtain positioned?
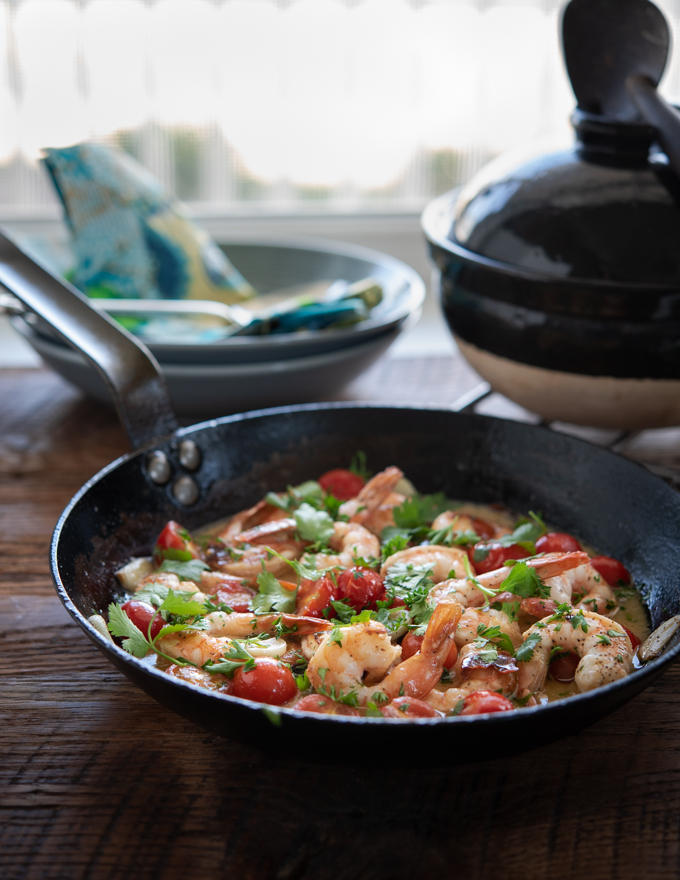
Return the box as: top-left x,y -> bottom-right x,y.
1,0 -> 680,218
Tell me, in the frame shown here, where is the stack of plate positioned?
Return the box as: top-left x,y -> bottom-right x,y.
13,234 -> 425,419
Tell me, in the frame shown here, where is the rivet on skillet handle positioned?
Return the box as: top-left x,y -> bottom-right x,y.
178,439 -> 202,471
0,228 -> 179,451
147,450 -> 172,485
172,475 -> 200,506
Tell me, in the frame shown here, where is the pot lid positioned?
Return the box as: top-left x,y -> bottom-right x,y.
448,0 -> 680,286
449,128 -> 680,285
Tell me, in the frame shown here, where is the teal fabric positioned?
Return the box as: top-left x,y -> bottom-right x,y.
43,143 -> 256,303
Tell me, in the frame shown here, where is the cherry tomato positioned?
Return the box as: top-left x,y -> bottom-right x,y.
520,597 -> 558,619
381,696 -> 440,718
621,625 -> 641,651
154,520 -> 199,564
296,574 -> 339,618
122,600 -> 164,640
232,658 -> 298,705
549,652 -> 580,682
590,555 -> 631,586
318,468 -> 365,501
535,532 -> 581,554
459,690 -> 514,715
471,543 -> 530,574
336,567 -> 384,611
400,632 -> 457,669
295,694 -> 358,716
205,575 -> 256,613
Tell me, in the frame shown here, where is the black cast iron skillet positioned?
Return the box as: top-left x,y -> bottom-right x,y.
3,229 -> 680,764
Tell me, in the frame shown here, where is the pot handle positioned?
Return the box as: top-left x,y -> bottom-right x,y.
626,74 -> 680,179
0,228 -> 179,450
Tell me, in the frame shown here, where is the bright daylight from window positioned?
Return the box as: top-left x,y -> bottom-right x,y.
9,0 -> 680,217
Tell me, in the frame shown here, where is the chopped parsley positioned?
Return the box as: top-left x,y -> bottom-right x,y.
515,632 -> 543,663
157,558 -> 210,582
252,569 -> 297,614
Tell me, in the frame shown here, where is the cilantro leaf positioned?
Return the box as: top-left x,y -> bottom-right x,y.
475,623 -> 516,655
155,622 -> 198,640
329,598 -> 356,624
204,640 -> 257,677
294,502 -> 335,545
157,547 -> 195,562
252,570 -> 297,614
159,590 -> 206,618
569,611 -> 590,633
134,582 -> 171,607
428,522 -> 480,547
267,549 -> 325,583
515,632 -> 543,663
107,602 -> 152,658
296,670 -> 311,691
157,558 -> 210,582
499,561 -> 549,599
393,493 -> 451,531
349,450 -> 372,482
380,531 -> 411,562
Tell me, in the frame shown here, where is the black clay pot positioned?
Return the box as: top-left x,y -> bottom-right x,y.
422,6 -> 680,429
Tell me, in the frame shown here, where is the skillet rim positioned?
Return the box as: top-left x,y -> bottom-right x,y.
49,401 -> 680,729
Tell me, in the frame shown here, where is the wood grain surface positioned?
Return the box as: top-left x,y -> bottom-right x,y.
2,364 -> 680,880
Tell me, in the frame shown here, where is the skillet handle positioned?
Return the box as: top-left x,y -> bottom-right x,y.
0,228 -> 179,450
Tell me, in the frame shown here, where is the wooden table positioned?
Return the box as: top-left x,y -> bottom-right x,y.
3,359 -> 680,880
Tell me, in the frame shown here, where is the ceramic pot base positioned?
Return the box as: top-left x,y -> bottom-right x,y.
456,337 -> 680,429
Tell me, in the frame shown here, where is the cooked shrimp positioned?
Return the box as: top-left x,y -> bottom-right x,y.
454,607 -> 523,651
358,492 -> 407,536
338,466 -> 404,534
218,499 -> 289,543
381,545 -> 468,583
307,619 -> 402,695
430,511 -> 506,541
215,518 -> 305,583
205,611 -> 332,638
158,630 -> 292,665
517,610 -> 634,696
137,571 -> 196,592
544,561 -> 616,614
313,521 -> 380,569
371,600 -> 463,701
431,551 -> 590,608
158,631 -> 230,666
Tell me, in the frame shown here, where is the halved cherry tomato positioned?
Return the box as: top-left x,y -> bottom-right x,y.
203,574 -> 256,613
381,697 -> 440,718
549,651 -> 580,682
400,632 -> 457,669
122,600 -> 164,640
471,543 -> 530,574
590,555 -> 631,586
232,658 -> 298,705
459,690 -> 514,715
520,597 -> 558,619
295,694 -> 359,716
336,567 -> 384,611
621,625 -> 641,651
296,574 -> 339,618
154,520 -> 200,564
318,468 -> 365,501
535,532 -> 581,554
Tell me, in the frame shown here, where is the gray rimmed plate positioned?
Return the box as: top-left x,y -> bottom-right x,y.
14,314 -> 416,419
28,234 -> 425,365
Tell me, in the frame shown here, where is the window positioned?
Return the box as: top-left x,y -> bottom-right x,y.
6,0 -> 679,220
